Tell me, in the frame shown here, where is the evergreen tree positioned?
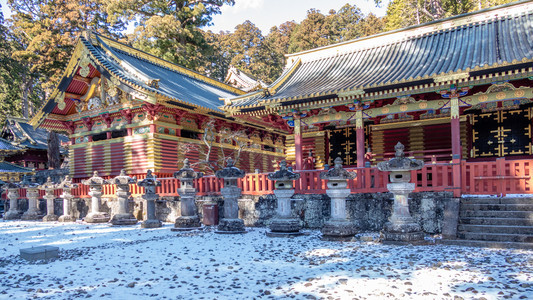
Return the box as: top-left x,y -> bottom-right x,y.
106,0 -> 234,72
288,9 -> 335,53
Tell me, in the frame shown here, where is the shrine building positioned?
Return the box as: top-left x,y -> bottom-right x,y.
1,116 -> 69,170
30,32 -> 287,180
222,1 -> 533,196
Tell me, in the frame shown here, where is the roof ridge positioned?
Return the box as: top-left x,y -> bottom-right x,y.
286,0 -> 533,62
90,32 -> 245,96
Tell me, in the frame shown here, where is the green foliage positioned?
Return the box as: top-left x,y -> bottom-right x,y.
384,0 -> 516,30
107,0 -> 234,71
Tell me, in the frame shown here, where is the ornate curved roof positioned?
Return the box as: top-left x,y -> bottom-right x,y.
31,32 -> 245,128
224,1 -> 533,114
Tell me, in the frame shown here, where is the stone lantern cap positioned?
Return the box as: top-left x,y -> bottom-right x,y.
56,175 -> 78,190
215,158 -> 245,179
174,158 -> 203,181
82,171 -> 109,186
19,175 -> 39,188
111,169 -> 137,185
319,157 -> 356,181
267,160 -> 300,182
5,178 -> 20,189
138,170 -> 161,188
377,142 -> 423,172
38,177 -> 56,190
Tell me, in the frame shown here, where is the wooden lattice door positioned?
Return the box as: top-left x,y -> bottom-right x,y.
472,109 -> 532,158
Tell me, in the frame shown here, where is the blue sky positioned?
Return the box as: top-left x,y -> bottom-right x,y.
1,0 -> 387,35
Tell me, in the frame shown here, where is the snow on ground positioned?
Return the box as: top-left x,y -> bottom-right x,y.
0,221 -> 532,300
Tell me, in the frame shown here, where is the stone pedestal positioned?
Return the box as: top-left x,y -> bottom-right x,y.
217,186 -> 245,233
322,188 -> 357,239
40,178 -> 58,222
172,159 -> 202,231
57,176 -> 78,222
83,172 -> 110,223
42,194 -> 58,221
267,188 -> 302,237
382,182 -> 424,242
4,187 -> 21,220
377,142 -> 425,244
215,159 -> 246,234
141,193 -> 162,228
85,189 -> 110,223
320,158 -> 357,240
110,170 -> 138,226
172,186 -> 201,231
21,187 -> 41,221
138,170 -> 162,228
266,160 -> 302,237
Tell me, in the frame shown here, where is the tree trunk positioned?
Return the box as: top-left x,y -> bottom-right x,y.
21,72 -> 29,118
47,131 -> 61,169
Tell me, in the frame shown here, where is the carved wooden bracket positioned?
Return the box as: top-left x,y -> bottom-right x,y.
119,109 -> 133,124
196,115 -> 210,129
61,121 -> 76,134
101,113 -> 114,128
173,109 -> 188,125
142,103 -> 163,121
81,117 -> 93,131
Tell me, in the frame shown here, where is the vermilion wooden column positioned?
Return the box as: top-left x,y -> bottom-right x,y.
450,97 -> 462,197
127,128 -> 132,136
355,110 -> 365,168
294,117 -> 303,170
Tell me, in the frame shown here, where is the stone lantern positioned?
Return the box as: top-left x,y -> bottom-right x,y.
266,160 -> 302,237
56,175 -> 78,222
173,158 -> 203,231
377,142 -> 424,243
21,175 -> 41,221
137,170 -> 162,228
319,157 -> 357,240
3,179 -> 21,220
82,171 -> 110,223
38,177 -> 58,222
110,169 -> 138,225
215,158 -> 246,233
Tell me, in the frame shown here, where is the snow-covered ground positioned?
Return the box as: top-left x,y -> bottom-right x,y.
0,221 -> 532,300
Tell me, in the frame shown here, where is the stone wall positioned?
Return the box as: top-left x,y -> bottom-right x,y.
3,191 -> 453,234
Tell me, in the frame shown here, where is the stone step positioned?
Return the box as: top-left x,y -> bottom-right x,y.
461,198 -> 533,205
460,217 -> 533,226
457,232 -> 533,243
437,239 -> 533,250
460,203 -> 533,211
459,210 -> 532,218
458,224 -> 533,234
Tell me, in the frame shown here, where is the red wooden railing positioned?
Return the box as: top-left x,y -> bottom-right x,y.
461,158 -> 532,195
2,158 -> 532,199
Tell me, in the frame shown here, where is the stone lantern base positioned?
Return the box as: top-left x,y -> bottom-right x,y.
172,216 -> 201,231
321,219 -> 357,240
110,213 -> 138,225
4,210 -> 22,220
85,212 -> 110,223
216,218 -> 246,234
267,217 -> 303,237
383,222 -> 425,243
21,210 -> 41,221
42,214 -> 59,222
142,219 -> 162,228
58,215 -> 76,222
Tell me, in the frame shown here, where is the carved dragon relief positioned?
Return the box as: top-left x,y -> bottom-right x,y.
75,76 -> 126,113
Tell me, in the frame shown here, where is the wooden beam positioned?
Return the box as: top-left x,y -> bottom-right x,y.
65,92 -> 82,100
74,75 -> 91,84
